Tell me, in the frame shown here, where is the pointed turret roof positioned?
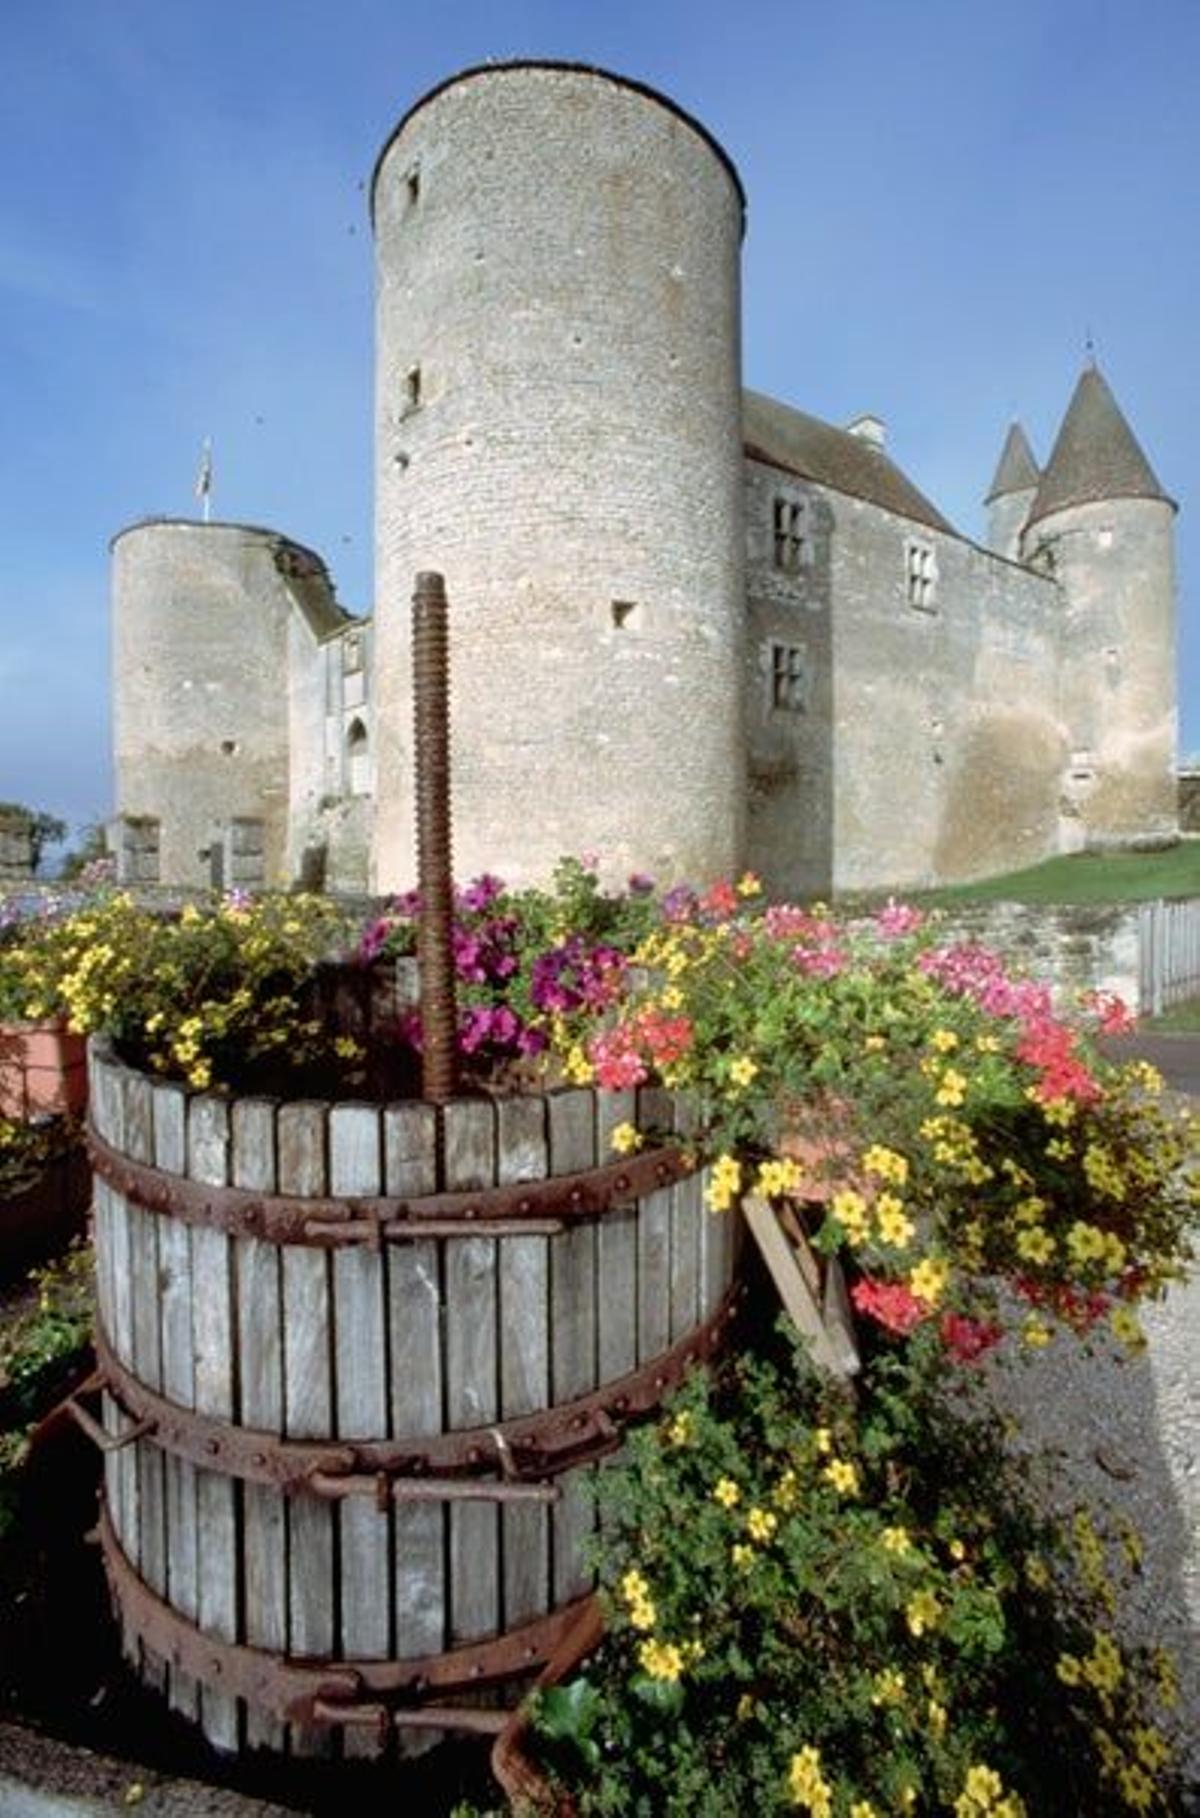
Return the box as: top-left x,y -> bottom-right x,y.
1026,365 -> 1171,528
985,422 -> 1039,502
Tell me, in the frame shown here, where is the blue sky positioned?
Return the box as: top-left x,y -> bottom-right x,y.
3,0 -> 1197,848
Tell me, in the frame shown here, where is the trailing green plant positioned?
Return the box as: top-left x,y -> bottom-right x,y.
0,1114 -> 76,1200
529,1330 -> 1183,1815
0,1242 -> 94,1541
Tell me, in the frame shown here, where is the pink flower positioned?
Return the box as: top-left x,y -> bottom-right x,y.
1081,990 -> 1136,1036
874,897 -> 924,939
850,1276 -> 930,1336
939,1312 -> 1003,1364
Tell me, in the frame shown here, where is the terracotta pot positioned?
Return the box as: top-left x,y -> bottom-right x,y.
491,1597 -> 604,1815
0,1020 -> 88,1120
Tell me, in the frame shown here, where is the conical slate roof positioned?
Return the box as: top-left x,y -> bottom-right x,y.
985,422 -> 1039,502
1027,366 -> 1171,528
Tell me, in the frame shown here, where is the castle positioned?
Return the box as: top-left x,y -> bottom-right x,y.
109,62 -> 1179,899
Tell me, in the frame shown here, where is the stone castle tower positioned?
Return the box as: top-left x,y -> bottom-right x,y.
108,62 -> 1179,896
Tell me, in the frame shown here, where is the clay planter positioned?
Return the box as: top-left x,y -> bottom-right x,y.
0,1146 -> 90,1281
491,1596 -> 604,1815
0,1021 -> 88,1121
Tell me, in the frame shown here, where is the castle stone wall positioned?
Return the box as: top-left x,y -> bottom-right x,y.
371,64 -> 747,893
112,522 -> 298,888
1025,497 -> 1178,846
828,502 -> 1062,892
744,463 -> 835,898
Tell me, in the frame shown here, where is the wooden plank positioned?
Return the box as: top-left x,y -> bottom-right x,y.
124,1069 -> 167,1690
152,1081 -> 197,1721
635,1087 -> 673,1364
595,1090 -> 638,1383
741,1194 -> 850,1377
106,1166 -> 139,1595
548,1089 -> 597,1606
443,1099 -> 499,1644
330,1103 -> 389,1760
669,1092 -> 701,1346
384,1102 -> 444,1668
187,1094 -> 240,1753
278,1101 -> 334,1759
497,1094 -> 550,1627
232,1097 -> 287,1755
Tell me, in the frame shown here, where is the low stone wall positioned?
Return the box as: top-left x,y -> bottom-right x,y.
938,900 -> 1142,1010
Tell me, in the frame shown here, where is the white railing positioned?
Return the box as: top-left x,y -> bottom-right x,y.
1139,899 -> 1200,1015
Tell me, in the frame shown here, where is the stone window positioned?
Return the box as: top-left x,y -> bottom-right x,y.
404,365 -> 422,412
905,538 -> 938,611
405,163 -> 421,208
769,642 -> 808,713
343,631 -> 364,674
773,497 -> 807,573
347,718 -> 370,796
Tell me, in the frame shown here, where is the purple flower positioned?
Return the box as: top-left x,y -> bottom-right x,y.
457,873 -> 506,914
661,884 -> 698,924
627,872 -> 655,896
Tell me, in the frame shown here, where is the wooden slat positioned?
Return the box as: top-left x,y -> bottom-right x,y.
595,1090 -> 638,1383
443,1099 -> 499,1644
330,1103 -> 389,1760
669,1093 -> 701,1344
153,1081 -> 197,1720
124,1069 -> 166,1691
496,1094 -> 550,1627
278,1101 -> 334,1759
232,1097 -> 287,1755
188,1094 -> 240,1753
635,1087 -> 673,1364
384,1102 -> 444,1668
549,1089 -> 597,1606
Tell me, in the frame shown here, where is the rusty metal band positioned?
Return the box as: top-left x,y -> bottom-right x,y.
86,1284 -> 740,1493
87,1122 -> 694,1247
98,1501 -> 593,1729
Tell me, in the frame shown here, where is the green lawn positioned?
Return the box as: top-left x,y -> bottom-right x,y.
1143,997 -> 1200,1033
913,841 -> 1200,907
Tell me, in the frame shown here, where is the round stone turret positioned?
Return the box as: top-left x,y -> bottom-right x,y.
1021,368 -> 1177,846
111,519 -> 334,887
370,62 -> 748,890
985,421 -> 1039,561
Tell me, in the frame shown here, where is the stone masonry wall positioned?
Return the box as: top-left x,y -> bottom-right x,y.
371,65 -> 747,894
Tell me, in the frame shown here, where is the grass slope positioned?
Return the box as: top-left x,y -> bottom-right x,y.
917,842 -> 1200,907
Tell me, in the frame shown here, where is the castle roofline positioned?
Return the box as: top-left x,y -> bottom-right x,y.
1025,365 -> 1174,529
744,390 -> 954,535
369,60 -> 746,237
985,421 -> 1039,503
109,516 -> 328,563
110,518 -> 351,637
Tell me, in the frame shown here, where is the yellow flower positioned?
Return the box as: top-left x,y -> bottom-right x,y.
905,1588 -> 942,1636
756,1156 -> 802,1198
1110,1305 -> 1146,1352
666,1409 -> 693,1446
638,1637 -> 684,1681
956,1764 -> 1003,1812
823,1458 -> 859,1497
1132,1723 -> 1170,1772
628,1596 -> 656,1631
1039,1095 -> 1076,1127
935,1068 -> 967,1107
705,1152 -> 742,1213
881,1525 -> 911,1555
736,871 -> 761,896
813,1426 -> 832,1454
875,1193 -> 915,1249
1015,1226 -> 1056,1264
620,1568 -> 650,1603
930,1027 -> 959,1052
563,1044 -> 594,1085
729,1054 -> 759,1089
731,1542 -> 756,1569
863,1033 -> 886,1052
1117,1764 -> 1155,1813
861,1144 -> 909,1185
830,1187 -> 870,1246
909,1255 -> 950,1307
975,1033 -> 1001,1053
1021,1315 -> 1052,1349
610,1121 -> 643,1156
735,1693 -> 756,1721
787,1745 -> 832,1817
926,1698 -> 948,1738
660,984 -> 684,1010
871,1667 -> 906,1706
1025,1554 -> 1050,1589
1083,1630 -> 1123,1694
850,1805 -> 878,1818
713,1476 -> 741,1509
746,1506 -> 777,1543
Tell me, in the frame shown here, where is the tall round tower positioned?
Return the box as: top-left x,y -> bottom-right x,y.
370,62 -> 747,891
111,519 -> 320,887
1021,366 -> 1177,845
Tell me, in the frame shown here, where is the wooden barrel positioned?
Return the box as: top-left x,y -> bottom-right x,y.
82,1039 -> 739,1757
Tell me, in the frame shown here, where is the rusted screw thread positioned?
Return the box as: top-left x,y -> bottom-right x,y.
412,570 -> 458,1103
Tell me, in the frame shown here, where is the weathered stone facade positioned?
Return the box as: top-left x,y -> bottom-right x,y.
109,62 -> 1180,897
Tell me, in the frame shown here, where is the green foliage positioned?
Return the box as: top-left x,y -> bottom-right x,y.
0,1242 -> 94,1543
0,1114 -> 73,1198
532,1335 -> 1183,1815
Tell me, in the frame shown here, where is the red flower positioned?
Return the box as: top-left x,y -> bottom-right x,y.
850,1276 -> 930,1335
939,1312 -> 1003,1364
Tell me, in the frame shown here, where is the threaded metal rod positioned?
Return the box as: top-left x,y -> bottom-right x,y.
412,570 -> 458,1103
